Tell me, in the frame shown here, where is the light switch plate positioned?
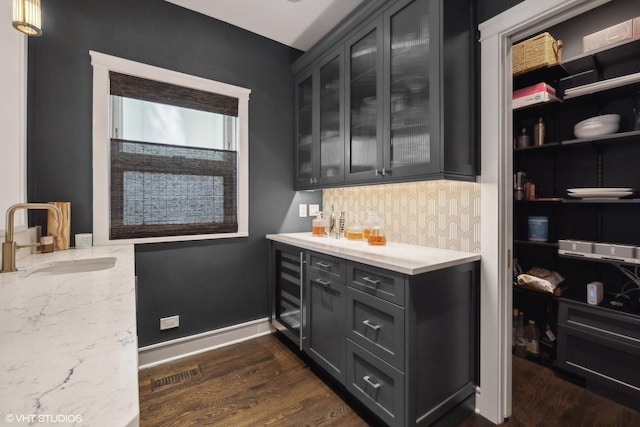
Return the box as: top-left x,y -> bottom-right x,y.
299,204 -> 308,217
309,204 -> 320,216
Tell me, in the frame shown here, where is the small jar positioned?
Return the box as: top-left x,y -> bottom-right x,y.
312,212 -> 326,237
41,236 -> 55,253
346,215 -> 364,240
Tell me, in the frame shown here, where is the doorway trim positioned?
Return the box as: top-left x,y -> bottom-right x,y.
477,0 -> 610,423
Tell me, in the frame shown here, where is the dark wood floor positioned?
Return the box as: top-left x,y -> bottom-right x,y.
139,334 -> 640,426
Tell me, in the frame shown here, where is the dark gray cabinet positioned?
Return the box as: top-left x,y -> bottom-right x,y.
557,299 -> 640,411
269,240 -> 479,426
293,0 -> 477,190
346,261 -> 479,427
304,252 -> 347,384
295,49 -> 345,189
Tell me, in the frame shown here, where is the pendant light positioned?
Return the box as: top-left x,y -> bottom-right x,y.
12,0 -> 42,36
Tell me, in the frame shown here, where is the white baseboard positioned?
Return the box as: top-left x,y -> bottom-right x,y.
138,318 -> 274,369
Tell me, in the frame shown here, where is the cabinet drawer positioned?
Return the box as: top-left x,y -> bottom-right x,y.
347,263 -> 405,306
347,286 -> 404,370
307,270 -> 344,293
346,340 -> 405,427
558,324 -> 640,400
559,300 -> 640,343
307,252 -> 346,280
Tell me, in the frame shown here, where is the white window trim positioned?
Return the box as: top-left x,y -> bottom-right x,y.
90,50 -> 250,245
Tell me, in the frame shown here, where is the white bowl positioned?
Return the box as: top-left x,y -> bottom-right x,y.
574,114 -> 620,139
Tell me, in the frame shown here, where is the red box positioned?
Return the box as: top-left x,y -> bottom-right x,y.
512,83 -> 557,109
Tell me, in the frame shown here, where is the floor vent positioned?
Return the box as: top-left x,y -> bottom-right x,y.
152,366 -> 201,391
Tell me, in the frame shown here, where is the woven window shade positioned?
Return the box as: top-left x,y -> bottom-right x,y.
109,71 -> 238,117
110,139 -> 237,239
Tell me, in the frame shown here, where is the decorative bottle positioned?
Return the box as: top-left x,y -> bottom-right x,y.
312,212 -> 325,237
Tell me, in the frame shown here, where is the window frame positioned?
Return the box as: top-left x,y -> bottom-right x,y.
90,50 -> 250,245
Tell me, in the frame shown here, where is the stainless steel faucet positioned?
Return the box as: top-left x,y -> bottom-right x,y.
1,203 -> 62,273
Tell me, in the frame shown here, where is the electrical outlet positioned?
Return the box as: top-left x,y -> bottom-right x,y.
309,204 -> 320,216
299,204 -> 308,217
160,315 -> 180,330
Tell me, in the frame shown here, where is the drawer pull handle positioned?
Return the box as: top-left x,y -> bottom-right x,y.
363,375 -> 381,390
314,278 -> 331,287
316,262 -> 332,269
362,276 -> 380,286
363,319 -> 381,331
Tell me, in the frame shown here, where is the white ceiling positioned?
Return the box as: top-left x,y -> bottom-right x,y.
165,0 -> 364,51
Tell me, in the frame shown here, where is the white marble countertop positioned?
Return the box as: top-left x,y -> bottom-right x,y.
0,245 -> 138,427
266,232 -> 480,275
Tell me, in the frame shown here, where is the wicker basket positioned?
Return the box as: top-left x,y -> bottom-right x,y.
512,32 -> 563,75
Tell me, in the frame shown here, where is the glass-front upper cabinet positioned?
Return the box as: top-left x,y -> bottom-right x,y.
384,0 -> 438,178
318,51 -> 344,185
295,50 -> 344,189
345,18 -> 384,182
295,73 -> 314,188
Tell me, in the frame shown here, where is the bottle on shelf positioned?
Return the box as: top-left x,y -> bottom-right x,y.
539,302 -> 557,364
525,320 -> 541,357
524,320 -> 540,357
533,116 -> 545,146
515,311 -> 527,357
516,127 -> 530,149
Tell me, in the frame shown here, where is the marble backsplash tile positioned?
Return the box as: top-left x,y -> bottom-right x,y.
322,180 -> 481,252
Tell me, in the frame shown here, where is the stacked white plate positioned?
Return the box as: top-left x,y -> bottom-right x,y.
567,187 -> 634,199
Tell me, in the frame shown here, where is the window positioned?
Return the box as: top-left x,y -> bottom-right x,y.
91,51 -> 250,244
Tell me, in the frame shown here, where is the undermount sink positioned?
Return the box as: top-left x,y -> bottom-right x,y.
25,257 -> 117,276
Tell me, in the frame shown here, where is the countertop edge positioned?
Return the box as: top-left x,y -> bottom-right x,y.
266,233 -> 481,275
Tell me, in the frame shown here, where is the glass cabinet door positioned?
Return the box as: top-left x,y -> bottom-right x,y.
346,19 -> 383,182
385,0 -> 436,176
319,53 -> 343,184
295,74 -> 315,187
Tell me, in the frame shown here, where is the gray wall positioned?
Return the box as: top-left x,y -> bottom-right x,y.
548,0 -> 640,59
478,0 -> 525,23
27,0 -> 321,346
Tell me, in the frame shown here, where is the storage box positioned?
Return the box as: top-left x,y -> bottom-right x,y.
513,32 -> 562,75
593,243 -> 636,259
634,17 -> 640,39
583,20 -> 633,53
558,240 -> 593,254
512,82 -> 557,109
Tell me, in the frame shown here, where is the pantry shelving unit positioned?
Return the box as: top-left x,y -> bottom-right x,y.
512,32 -> 640,409
512,36 -> 640,366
